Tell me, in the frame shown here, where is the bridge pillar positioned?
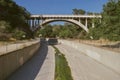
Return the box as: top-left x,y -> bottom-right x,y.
40,19 -> 44,28
92,22 -> 95,28
32,19 -> 35,29
35,18 -> 37,27
30,20 -> 33,28
37,19 -> 40,25
85,18 -> 88,28
99,18 -> 102,23
27,20 -> 31,26
79,18 -> 81,23
27,19 -> 31,28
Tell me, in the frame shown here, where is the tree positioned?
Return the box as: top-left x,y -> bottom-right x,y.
12,30 -> 26,40
72,8 -> 86,15
0,21 -> 11,40
0,21 -> 10,33
0,0 -> 32,39
89,0 -> 120,41
37,24 -> 53,38
101,0 -> 120,41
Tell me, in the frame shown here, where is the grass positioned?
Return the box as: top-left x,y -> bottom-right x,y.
52,46 -> 73,80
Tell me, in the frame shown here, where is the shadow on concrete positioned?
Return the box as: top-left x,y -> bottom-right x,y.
7,40 -> 48,80
47,38 -> 58,45
101,42 -> 120,48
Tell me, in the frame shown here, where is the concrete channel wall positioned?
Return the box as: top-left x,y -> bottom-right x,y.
0,42 -> 40,80
59,40 -> 120,74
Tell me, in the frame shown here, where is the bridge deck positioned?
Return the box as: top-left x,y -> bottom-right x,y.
30,14 -> 102,18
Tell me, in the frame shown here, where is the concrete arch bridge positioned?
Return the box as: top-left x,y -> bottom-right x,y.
28,15 -> 102,32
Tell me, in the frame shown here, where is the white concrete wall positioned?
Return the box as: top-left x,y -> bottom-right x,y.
0,43 -> 40,80
59,40 -> 120,74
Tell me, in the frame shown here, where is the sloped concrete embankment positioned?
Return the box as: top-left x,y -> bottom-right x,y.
59,39 -> 120,74
0,42 -> 40,80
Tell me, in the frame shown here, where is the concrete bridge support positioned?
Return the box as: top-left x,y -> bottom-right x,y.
28,15 -> 102,32
85,18 -> 88,28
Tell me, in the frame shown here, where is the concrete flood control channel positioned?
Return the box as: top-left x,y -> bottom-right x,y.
52,46 -> 73,80
7,41 -> 73,80
2,40 -> 120,80
6,40 -> 73,80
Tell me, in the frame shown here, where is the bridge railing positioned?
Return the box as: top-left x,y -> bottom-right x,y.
30,14 -> 102,18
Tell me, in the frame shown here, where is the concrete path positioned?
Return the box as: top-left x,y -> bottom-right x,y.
7,41 -> 55,80
56,44 -> 120,80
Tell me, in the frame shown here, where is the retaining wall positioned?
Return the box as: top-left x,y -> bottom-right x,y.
59,40 -> 120,74
0,42 -> 40,80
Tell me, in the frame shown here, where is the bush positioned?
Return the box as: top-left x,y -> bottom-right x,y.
0,21 -> 11,33
0,34 -> 9,41
12,30 -> 26,40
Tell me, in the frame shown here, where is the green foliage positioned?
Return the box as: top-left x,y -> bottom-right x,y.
37,24 -> 53,37
53,46 -> 73,80
102,0 -> 120,41
77,30 -> 89,39
37,23 -> 81,39
89,0 -> 120,41
12,30 -> 26,40
59,29 -> 72,38
89,27 -> 103,40
72,8 -> 86,15
0,21 -> 11,33
0,21 -> 12,40
0,0 -> 32,39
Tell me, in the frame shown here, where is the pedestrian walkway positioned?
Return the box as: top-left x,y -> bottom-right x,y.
7,42 -> 55,80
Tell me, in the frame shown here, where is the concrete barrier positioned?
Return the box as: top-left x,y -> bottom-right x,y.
59,40 -> 120,74
0,42 -> 40,80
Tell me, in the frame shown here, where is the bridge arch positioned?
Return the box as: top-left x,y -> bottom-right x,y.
29,14 -> 102,33
38,19 -> 89,32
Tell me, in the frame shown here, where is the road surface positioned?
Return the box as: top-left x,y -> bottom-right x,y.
56,44 -> 120,80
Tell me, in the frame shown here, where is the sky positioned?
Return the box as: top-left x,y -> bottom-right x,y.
14,0 -> 108,15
